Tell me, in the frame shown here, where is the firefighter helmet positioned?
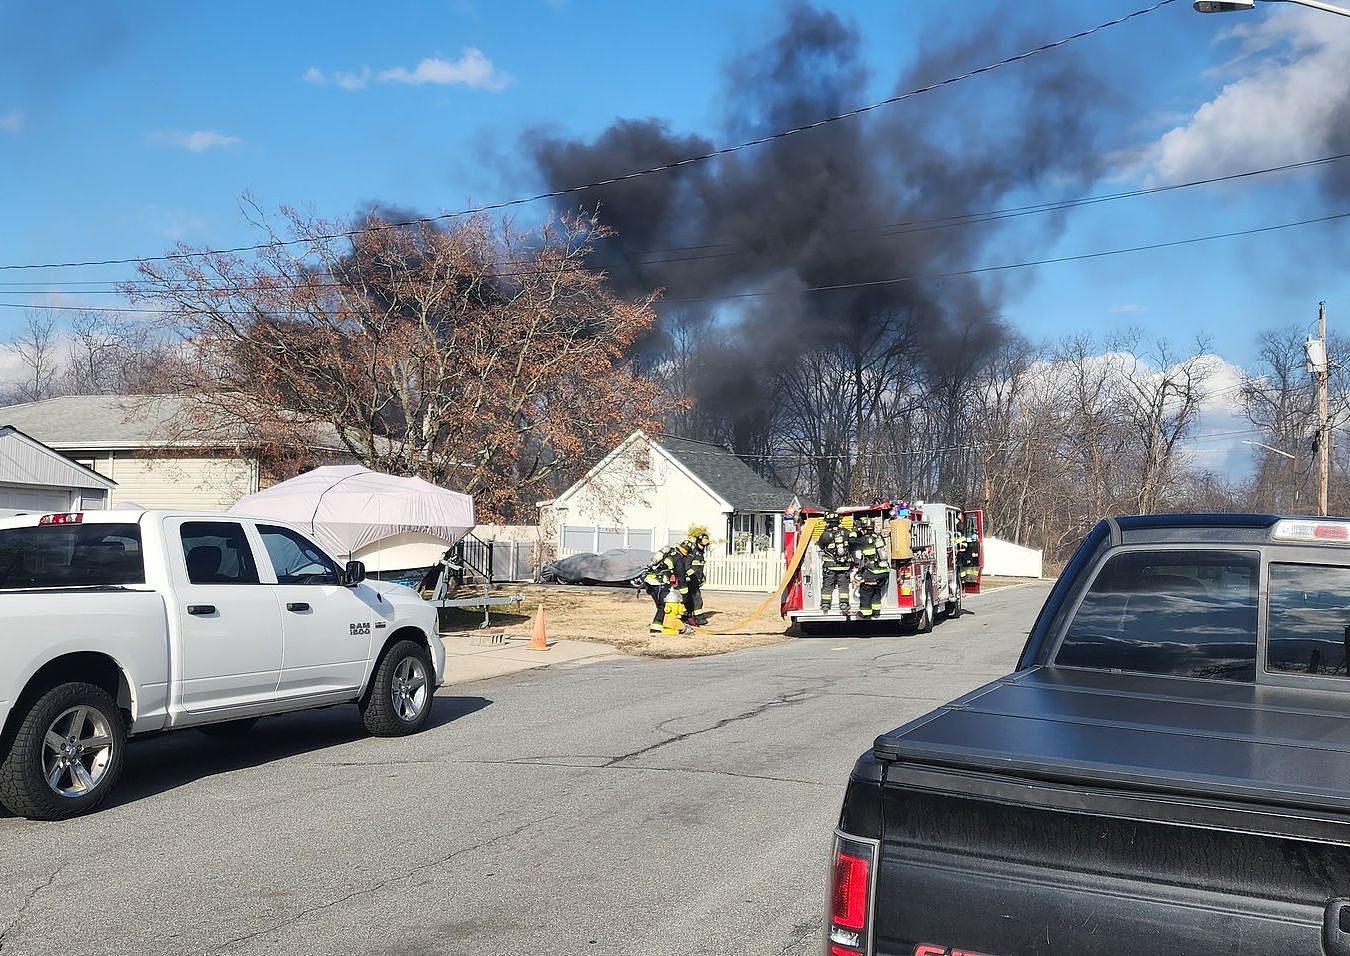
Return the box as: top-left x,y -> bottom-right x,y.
824,511 -> 841,525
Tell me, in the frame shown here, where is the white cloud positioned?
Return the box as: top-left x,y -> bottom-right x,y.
307,48 -> 511,93
0,109 -> 23,133
1139,8 -> 1350,183
304,65 -> 372,90
377,49 -> 510,89
1109,304 -> 1147,314
151,130 -> 242,152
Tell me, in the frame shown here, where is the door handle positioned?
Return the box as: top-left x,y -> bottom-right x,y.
1325,899 -> 1350,956
286,602 -> 311,612
187,605 -> 216,616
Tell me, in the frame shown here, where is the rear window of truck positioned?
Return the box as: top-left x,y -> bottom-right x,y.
1055,549 -> 1259,682
1267,563 -> 1350,678
0,522 -> 145,589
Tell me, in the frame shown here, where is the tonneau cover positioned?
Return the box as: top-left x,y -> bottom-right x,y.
875,666 -> 1350,814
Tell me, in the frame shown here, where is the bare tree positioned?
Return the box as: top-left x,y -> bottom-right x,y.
62,310 -> 169,395
6,309 -> 63,404
1113,333 -> 1215,515
129,207 -> 668,521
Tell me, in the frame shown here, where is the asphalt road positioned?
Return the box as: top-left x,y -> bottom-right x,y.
0,582 -> 1051,956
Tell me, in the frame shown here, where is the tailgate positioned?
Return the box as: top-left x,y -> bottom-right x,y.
868,668 -> 1350,954
873,769 -> 1337,955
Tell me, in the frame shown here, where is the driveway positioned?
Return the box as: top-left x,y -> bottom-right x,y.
0,582 -> 1051,955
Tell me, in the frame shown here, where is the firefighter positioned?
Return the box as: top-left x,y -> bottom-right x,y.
817,511 -> 857,615
642,543 -> 694,635
853,517 -> 891,619
958,526 -> 981,586
682,529 -> 712,626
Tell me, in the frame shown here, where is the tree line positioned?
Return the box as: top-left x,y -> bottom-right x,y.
3,210 -> 1343,556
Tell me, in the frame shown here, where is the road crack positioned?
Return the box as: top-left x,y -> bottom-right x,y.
606,684 -> 822,766
462,756 -> 833,788
0,865 -> 63,953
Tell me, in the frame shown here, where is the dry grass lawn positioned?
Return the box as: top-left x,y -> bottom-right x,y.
437,575 -> 1043,660
438,584 -> 793,658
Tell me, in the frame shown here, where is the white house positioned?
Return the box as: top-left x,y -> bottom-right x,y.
0,426 -> 116,517
541,430 -> 793,557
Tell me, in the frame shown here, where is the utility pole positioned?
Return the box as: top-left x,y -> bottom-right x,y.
1310,301 -> 1330,515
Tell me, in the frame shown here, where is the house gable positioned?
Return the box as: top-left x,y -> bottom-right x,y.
0,427 -> 116,492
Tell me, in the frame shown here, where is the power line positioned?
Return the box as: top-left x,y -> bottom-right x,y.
0,0 -> 1176,275
636,151 -> 1350,264
1,206 -> 1346,317
663,209 -> 1350,303
7,146 -> 1347,296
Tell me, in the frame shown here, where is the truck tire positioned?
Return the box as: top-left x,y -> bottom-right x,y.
914,585 -> 934,634
944,588 -> 962,619
360,639 -> 434,737
0,681 -> 127,821
196,717 -> 260,737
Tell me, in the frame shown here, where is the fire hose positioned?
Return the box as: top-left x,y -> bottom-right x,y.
694,517 -> 823,635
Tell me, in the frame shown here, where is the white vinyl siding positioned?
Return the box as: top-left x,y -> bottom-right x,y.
75,452 -> 258,511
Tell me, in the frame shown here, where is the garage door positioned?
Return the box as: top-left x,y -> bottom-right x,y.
0,486 -> 71,516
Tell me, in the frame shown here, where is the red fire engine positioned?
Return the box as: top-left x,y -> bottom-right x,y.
780,501 -> 983,635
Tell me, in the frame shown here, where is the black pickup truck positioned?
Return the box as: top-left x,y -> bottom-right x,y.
829,514 -> 1350,956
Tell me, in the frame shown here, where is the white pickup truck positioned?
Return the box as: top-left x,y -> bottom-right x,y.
0,510 -> 445,820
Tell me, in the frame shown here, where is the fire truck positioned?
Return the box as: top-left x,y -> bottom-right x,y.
780,501 -> 983,635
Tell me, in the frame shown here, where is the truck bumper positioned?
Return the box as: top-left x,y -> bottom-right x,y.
789,610 -> 914,624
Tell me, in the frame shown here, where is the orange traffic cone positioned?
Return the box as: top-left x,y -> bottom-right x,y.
528,603 -> 550,651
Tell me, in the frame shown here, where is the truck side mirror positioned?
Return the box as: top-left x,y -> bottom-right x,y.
343,560 -> 366,587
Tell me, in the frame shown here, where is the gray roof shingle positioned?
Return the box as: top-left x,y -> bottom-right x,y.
653,434 -> 790,513
0,395 -> 346,452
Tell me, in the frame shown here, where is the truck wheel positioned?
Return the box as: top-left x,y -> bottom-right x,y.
0,682 -> 127,821
197,717 -> 260,737
944,589 -> 962,619
915,586 -> 934,634
360,640 -> 434,737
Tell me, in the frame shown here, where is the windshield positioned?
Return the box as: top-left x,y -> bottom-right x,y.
0,522 -> 145,589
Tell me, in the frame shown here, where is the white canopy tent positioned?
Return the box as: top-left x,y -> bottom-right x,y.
229,465 -> 475,563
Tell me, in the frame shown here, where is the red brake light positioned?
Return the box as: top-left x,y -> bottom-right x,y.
831,851 -> 870,930
1315,524 -> 1350,540
828,834 -> 876,953
38,513 -> 83,525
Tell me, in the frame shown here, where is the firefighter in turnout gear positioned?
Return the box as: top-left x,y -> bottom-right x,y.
642,543 -> 693,635
817,512 -> 857,614
853,518 -> 892,619
681,528 -> 711,626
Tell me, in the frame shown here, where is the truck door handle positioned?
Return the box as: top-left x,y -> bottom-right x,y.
286,602 -> 311,613
1325,899 -> 1350,956
187,605 -> 216,616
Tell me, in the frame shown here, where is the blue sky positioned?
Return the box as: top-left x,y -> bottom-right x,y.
3,0 -> 1349,381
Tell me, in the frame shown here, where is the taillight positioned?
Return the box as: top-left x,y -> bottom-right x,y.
827,832 -> 877,954
38,512 -> 83,525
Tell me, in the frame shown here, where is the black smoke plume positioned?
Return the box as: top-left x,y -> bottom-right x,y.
524,3 -> 1119,455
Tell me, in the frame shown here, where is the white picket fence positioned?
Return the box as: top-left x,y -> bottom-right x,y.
551,547 -> 783,593
703,553 -> 782,592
